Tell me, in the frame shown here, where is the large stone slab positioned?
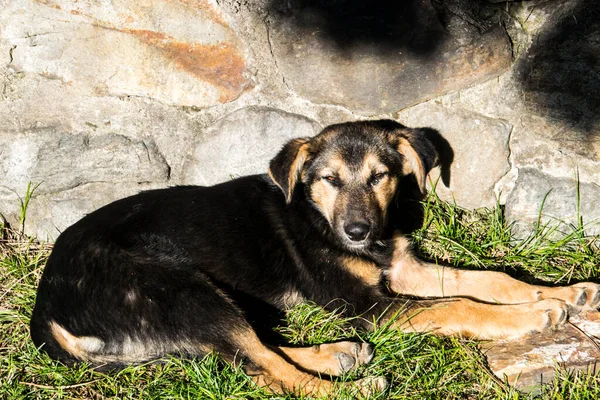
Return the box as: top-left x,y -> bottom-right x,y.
0,127 -> 171,239
398,103 -> 511,209
0,129 -> 170,198
484,311 -> 600,390
182,106 -> 321,186
267,0 -> 512,114
1,0 -> 251,107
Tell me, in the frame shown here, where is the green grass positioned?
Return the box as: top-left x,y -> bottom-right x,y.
2,195 -> 600,399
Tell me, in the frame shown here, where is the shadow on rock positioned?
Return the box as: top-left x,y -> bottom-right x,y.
516,0 -> 600,134
266,0 -> 504,58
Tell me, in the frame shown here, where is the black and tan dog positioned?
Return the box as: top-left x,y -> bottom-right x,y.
31,120 -> 600,396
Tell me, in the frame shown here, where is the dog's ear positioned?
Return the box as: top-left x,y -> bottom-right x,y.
391,128 -> 438,195
268,138 -> 311,203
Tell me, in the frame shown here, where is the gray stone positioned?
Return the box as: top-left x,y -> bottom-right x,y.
484,311 -> 600,390
2,0 -> 252,108
513,0 -> 600,133
505,168 -> 600,239
0,70 -> 203,183
0,129 -> 170,196
267,0 -> 512,114
508,118 -> 600,184
398,102 -> 511,209
0,127 -> 171,239
182,106 -> 321,186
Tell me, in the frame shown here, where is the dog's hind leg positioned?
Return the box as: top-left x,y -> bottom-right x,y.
270,342 -> 375,376
231,328 -> 386,397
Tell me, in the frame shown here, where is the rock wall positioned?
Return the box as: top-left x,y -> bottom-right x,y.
0,0 -> 598,241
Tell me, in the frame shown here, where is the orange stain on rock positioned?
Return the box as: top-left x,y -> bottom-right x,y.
130,29 -> 251,103
35,0 -> 251,103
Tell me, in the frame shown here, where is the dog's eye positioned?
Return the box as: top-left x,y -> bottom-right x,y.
322,175 -> 340,186
370,172 -> 388,186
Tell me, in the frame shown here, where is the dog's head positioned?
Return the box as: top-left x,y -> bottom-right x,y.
269,120 -> 438,251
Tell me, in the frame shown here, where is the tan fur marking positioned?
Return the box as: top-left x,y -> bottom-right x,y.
232,327 -> 334,396
328,153 -> 351,182
342,256 -> 381,287
280,289 -> 305,309
274,344 -> 345,376
286,142 -> 310,202
268,139 -> 311,203
50,321 -> 103,361
374,175 -> 397,212
360,154 -> 384,182
360,153 -> 397,212
397,137 -> 426,193
309,179 -> 338,223
308,153 -> 351,224
389,243 -> 552,302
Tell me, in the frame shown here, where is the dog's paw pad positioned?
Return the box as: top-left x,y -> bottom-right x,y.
355,376 -> 388,397
573,283 -> 600,309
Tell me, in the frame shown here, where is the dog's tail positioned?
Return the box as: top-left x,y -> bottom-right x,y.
49,321 -> 108,364
48,320 -> 193,366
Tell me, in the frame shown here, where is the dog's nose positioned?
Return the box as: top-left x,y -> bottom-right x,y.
344,222 -> 370,242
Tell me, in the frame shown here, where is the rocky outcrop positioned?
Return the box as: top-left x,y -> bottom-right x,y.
506,169 -> 600,238
0,130 -> 169,196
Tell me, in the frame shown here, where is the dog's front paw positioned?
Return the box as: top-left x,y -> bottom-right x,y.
323,341 -> 374,375
496,299 -> 569,339
542,282 -> 600,313
570,282 -> 600,310
532,298 -> 569,329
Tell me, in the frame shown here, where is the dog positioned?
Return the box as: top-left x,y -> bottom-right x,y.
30,119 -> 600,397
